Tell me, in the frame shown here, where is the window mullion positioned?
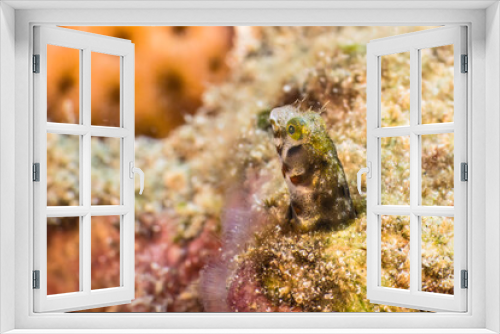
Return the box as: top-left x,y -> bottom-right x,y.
372,126 -> 411,137
90,126 -> 130,138
409,47 -> 421,295
82,47 -> 92,294
413,123 -> 454,135
89,205 -> 129,216
47,122 -> 88,135
373,205 -> 454,217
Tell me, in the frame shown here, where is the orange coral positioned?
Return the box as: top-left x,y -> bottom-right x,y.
49,26 -> 234,137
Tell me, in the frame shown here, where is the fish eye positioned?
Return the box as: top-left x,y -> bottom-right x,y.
286,117 -> 306,140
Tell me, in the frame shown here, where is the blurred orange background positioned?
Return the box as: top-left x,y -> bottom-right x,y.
48,26 -> 234,137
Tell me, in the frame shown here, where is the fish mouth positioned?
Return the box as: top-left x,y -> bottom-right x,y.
286,144 -> 303,159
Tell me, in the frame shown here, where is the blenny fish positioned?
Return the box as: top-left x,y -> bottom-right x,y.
269,105 -> 356,232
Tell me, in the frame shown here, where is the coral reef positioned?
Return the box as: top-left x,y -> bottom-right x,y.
46,26 -> 454,312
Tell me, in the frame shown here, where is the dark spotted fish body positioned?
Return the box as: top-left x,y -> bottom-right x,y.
269,105 -> 356,232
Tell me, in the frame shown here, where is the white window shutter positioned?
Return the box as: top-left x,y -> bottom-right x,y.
33,26 -> 136,312
365,26 -> 467,312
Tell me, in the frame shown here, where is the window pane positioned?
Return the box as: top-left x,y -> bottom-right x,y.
47,133 -> 80,206
421,45 -> 454,124
91,137 -> 121,205
47,217 -> 80,295
91,52 -> 121,127
421,216 -> 454,294
381,215 -> 410,290
380,52 -> 410,127
47,45 -> 80,124
422,133 -> 454,206
91,215 -> 121,290
381,136 -> 410,205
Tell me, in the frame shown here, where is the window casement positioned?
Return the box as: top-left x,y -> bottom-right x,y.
362,26 -> 467,312
33,26 -> 141,312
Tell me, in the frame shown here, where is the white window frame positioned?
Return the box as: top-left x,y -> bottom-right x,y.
0,2 -> 499,334
33,26 -> 136,312
366,26 -> 467,312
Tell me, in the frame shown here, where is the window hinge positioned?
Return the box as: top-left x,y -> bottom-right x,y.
33,54 -> 40,73
461,162 -> 468,182
461,54 -> 468,73
461,270 -> 468,289
33,163 -> 40,182
33,270 -> 40,289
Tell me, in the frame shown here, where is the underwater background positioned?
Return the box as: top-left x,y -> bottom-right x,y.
45,26 -> 454,312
